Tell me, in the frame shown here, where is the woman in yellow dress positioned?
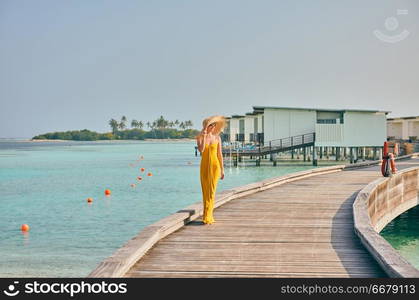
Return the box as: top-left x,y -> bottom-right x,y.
196,115 -> 226,225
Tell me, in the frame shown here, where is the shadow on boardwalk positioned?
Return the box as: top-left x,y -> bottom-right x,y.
331,190 -> 386,277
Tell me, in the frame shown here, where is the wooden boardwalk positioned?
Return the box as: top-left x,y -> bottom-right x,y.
125,158 -> 419,278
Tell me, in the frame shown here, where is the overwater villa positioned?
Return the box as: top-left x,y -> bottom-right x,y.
387,115 -> 419,141
222,106 -> 389,165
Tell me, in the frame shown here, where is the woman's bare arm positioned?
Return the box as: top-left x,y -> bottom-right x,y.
197,132 -> 208,154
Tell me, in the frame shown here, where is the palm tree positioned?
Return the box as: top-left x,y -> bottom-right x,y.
118,116 -> 127,131
131,119 -> 139,129
179,121 -> 186,130
138,121 -> 144,129
118,121 -> 126,131
108,119 -> 119,134
184,120 -> 193,130
146,121 -> 151,130
174,119 -> 180,129
151,121 -> 157,138
156,116 -> 167,130
156,116 -> 171,138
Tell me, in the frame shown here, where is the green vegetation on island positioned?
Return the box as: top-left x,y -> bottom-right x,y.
32,116 -> 199,141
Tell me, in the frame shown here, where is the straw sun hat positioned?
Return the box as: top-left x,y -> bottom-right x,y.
200,115 -> 226,136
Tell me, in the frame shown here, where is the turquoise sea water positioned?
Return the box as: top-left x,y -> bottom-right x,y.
0,139 -> 317,277
380,205 -> 419,270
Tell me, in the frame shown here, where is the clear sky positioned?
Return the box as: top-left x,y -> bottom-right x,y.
0,0 -> 418,138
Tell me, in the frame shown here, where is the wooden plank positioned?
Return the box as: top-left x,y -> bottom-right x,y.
130,264 -> 384,275
127,271 -> 380,278
135,253 -> 382,263
133,258 -> 377,266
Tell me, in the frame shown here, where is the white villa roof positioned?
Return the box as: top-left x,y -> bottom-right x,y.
252,106 -> 390,114
388,116 -> 419,120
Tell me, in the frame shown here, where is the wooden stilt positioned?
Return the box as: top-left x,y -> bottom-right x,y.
313,147 -> 318,166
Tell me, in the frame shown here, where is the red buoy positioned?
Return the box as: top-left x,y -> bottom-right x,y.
389,153 -> 397,174
105,189 -> 111,196
140,168 -> 145,172
87,197 -> 93,203
381,142 -> 390,177
147,172 -> 153,177
381,142 -> 397,177
21,224 -> 30,232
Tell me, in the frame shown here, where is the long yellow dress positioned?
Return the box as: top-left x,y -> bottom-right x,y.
200,140 -> 221,224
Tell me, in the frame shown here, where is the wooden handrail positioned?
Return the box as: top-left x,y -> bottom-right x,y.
222,132 -> 315,154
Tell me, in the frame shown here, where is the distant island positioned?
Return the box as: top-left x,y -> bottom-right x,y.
32,116 -> 200,141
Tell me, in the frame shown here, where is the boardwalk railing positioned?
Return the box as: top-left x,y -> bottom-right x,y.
222,132 -> 315,156
260,132 -> 315,154
353,163 -> 419,278
264,132 -> 315,149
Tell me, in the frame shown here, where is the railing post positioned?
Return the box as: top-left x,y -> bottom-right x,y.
269,141 -> 272,151
280,139 -> 282,148
302,134 -> 304,144
291,137 -> 293,147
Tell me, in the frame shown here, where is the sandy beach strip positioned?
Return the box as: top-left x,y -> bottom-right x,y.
25,139 -> 70,142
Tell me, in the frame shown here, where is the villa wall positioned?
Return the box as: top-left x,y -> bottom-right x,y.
343,112 -> 387,147
263,108 -> 316,143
